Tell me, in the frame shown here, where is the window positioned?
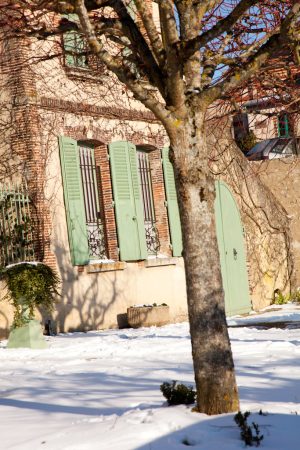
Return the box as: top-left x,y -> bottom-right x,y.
278,112 -> 290,138
78,143 -> 106,259
60,137 -> 182,265
62,15 -> 106,74
63,30 -> 88,69
62,15 -> 88,69
59,136 -> 107,265
232,113 -> 249,141
136,149 -> 160,255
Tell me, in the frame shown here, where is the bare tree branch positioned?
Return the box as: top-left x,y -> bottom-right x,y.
74,0 -> 176,135
158,1 -> 186,116
134,0 -> 165,67
182,0 -> 262,60
203,2 -> 300,104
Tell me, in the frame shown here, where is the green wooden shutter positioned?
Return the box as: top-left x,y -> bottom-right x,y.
109,141 -> 147,261
278,113 -> 289,137
127,142 -> 148,256
63,31 -> 76,67
59,136 -> 89,265
162,147 -> 183,257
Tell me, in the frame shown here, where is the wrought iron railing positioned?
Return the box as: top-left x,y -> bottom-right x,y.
137,150 -> 160,255
78,144 -> 107,259
0,182 -> 35,267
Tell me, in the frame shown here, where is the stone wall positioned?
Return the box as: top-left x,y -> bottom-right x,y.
0,28 -> 189,336
0,281 -> 13,339
257,157 -> 300,291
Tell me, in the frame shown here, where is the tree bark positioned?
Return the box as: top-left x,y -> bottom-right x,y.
172,111 -> 239,415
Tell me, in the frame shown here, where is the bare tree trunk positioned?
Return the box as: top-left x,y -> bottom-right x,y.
172,112 -> 239,415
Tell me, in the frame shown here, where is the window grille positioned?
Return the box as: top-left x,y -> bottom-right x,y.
137,150 -> 160,255
278,113 -> 290,138
62,14 -> 88,69
0,182 -> 35,266
64,31 -> 88,69
78,144 -> 107,259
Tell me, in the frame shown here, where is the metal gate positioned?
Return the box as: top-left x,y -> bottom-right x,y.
0,182 -> 35,266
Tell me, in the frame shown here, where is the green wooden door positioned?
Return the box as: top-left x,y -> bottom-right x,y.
215,180 -> 251,316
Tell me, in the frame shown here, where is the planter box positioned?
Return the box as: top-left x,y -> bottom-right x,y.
127,305 -> 170,328
7,320 -> 48,349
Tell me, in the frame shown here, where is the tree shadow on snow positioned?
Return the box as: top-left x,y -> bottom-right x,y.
133,411 -> 300,450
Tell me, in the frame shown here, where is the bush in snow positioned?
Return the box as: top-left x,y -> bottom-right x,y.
234,411 -> 264,447
0,262 -> 60,328
160,381 -> 196,406
272,288 -> 300,305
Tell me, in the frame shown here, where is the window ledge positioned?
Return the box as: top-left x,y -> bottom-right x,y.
144,257 -> 178,268
86,261 -> 126,273
64,66 -> 106,82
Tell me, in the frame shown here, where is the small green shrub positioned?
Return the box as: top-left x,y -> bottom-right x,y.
234,411 -> 264,447
290,291 -> 300,302
134,303 -> 168,308
160,381 -> 196,406
236,130 -> 257,154
151,302 -> 168,307
0,262 -> 60,328
273,289 -> 287,305
273,288 -> 300,305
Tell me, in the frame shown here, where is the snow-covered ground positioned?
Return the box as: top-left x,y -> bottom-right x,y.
0,305 -> 300,450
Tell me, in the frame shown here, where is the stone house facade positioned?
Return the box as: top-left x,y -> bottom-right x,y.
0,10 -> 188,337
0,6 -> 294,337
231,48 -> 300,159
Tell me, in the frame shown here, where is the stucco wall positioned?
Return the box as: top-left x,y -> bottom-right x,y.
51,259 -> 187,333
39,107 -> 188,333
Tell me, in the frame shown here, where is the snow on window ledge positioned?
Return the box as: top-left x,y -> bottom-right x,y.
144,257 -> 178,268
86,261 -> 126,273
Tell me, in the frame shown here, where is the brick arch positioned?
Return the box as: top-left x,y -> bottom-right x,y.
136,143 -> 158,152
63,126 -> 109,145
129,132 -> 165,149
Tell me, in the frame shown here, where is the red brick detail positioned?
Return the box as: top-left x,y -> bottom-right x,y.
40,96 -> 158,123
4,37 -> 57,270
